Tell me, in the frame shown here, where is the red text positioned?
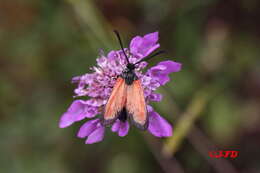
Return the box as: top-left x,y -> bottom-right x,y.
209,150 -> 239,159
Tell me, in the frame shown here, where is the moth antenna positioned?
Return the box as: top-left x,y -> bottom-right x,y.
113,30 -> 130,64
134,50 -> 166,65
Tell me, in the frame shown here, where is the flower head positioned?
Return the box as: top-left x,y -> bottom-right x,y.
59,31 -> 182,144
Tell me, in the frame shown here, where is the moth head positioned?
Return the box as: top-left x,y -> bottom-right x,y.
126,63 -> 135,71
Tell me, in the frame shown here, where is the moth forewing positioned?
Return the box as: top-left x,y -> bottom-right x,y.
103,77 -> 127,125
126,79 -> 148,130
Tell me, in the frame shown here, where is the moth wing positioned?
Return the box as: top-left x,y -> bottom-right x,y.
126,79 -> 148,130
103,77 -> 127,125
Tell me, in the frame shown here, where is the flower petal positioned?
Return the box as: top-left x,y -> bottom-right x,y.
59,100 -> 87,128
144,32 -> 159,43
130,36 -> 142,57
107,50 -> 117,60
85,126 -> 105,144
148,60 -> 182,85
148,93 -> 163,102
59,112 -> 74,128
97,56 -> 108,68
86,99 -> 106,107
130,32 -> 160,58
71,76 -> 81,83
77,119 -> 99,138
85,106 -> 99,118
148,111 -> 172,137
111,120 -> 121,132
158,60 -> 182,74
118,121 -> 130,137
147,105 -> 154,113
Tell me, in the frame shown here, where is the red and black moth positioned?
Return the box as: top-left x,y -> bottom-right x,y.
102,31 -> 164,130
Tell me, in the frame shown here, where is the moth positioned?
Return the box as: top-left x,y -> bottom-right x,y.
102,31 -> 164,130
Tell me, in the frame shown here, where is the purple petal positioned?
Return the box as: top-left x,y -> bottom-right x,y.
147,105 -> 154,113
148,111 -> 172,137
144,32 -> 159,43
118,121 -> 130,137
85,106 -> 99,118
111,120 -> 121,132
107,50 -> 117,60
96,57 -> 108,68
71,76 -> 81,83
77,119 -> 99,138
130,36 -> 142,57
111,120 -> 130,137
130,32 -> 160,58
148,93 -> 163,102
158,60 -> 182,74
142,32 -> 160,56
156,74 -> 170,85
59,100 -> 87,128
59,112 -> 75,128
85,99 -> 106,107
85,126 -> 105,144
148,60 -> 182,85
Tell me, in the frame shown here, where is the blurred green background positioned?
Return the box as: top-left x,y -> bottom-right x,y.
1,0 -> 260,173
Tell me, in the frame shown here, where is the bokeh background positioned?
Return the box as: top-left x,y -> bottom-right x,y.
1,0 -> 260,173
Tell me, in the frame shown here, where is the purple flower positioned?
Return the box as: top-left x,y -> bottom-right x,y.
147,105 -> 172,137
59,100 -> 98,128
148,60 -> 182,85
59,31 -> 181,144
111,120 -> 130,137
77,119 -> 105,144
130,31 -> 160,58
